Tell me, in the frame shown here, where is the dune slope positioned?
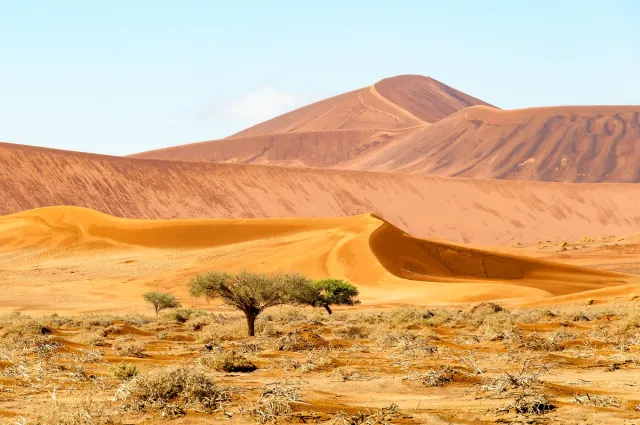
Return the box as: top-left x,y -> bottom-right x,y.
4,142 -> 640,246
0,207 -> 629,314
132,75 -> 493,166
345,105 -> 640,182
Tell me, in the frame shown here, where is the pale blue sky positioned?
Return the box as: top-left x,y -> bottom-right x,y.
1,1 -> 638,155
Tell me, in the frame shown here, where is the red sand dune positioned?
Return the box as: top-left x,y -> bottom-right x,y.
4,142 -> 640,246
345,105 -> 640,182
134,75 -> 640,183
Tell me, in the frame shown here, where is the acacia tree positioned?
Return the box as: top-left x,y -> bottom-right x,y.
188,270 -> 311,336
309,279 -> 360,314
143,291 -> 180,315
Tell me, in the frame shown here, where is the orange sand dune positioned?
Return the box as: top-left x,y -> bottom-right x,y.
133,75 -> 493,167
343,105 -> 640,182
0,207 -> 631,314
4,142 -> 640,246
227,75 -> 491,137
135,87 -> 640,184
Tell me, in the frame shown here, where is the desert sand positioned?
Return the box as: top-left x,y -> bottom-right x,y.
5,142 -> 640,247
0,206 -> 634,315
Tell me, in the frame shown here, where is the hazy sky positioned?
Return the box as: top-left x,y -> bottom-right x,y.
1,1 -> 638,155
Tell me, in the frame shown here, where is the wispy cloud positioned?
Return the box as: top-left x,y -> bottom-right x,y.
220,87 -> 309,123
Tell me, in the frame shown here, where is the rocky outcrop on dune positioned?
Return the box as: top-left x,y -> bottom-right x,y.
4,142 -> 640,245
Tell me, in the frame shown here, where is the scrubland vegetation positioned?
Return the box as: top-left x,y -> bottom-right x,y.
0,299 -> 640,424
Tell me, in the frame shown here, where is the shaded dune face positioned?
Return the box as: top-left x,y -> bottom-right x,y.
373,75 -> 496,123
368,219 -> 625,296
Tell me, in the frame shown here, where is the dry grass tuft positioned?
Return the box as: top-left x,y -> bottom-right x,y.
115,365 -> 229,417
200,350 -> 256,373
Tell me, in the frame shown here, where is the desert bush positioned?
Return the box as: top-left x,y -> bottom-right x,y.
200,350 -> 256,373
403,367 -> 455,387
470,302 -> 505,315
277,331 -> 317,351
573,393 -> 620,408
334,324 -> 371,340
497,391 -> 555,414
332,403 -> 402,425
387,308 -> 434,327
112,340 -> 145,358
247,381 -> 302,424
116,365 -> 229,417
476,311 -> 517,341
31,396 -> 119,425
163,308 -> 208,324
110,363 -> 139,380
143,291 -> 180,315
375,331 -> 436,355
198,319 -> 247,343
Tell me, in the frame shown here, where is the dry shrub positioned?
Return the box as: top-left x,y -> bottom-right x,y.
374,331 -> 436,355
277,349 -> 336,373
163,308 -> 208,324
115,365 -> 229,417
276,331 -> 323,351
200,350 -> 256,373
247,381 -> 302,424
476,311 -> 517,340
333,367 -> 378,382
112,340 -> 145,358
470,302 -> 505,315
573,393 -> 621,408
497,391 -> 555,415
110,363 -> 139,380
481,359 -> 552,394
515,308 -> 556,324
75,331 -> 106,347
198,319 -> 247,343
334,325 -> 371,340
403,367 -> 455,387
332,403 -> 403,425
30,395 -> 119,425
386,308 -> 434,327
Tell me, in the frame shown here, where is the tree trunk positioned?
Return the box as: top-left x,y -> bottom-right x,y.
323,304 -> 332,315
246,314 -> 257,336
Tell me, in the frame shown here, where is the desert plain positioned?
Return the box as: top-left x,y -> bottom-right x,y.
1,75 -> 640,424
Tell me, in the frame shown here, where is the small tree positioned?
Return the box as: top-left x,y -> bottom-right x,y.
310,279 -> 360,314
143,292 -> 180,315
188,270 -> 310,336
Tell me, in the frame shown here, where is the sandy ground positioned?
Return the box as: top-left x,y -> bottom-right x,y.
0,206 -> 637,316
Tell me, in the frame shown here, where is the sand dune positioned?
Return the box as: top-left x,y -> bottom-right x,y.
345,105 -> 640,182
227,75 -> 490,137
373,75 -> 496,123
129,128 -> 414,167
131,75 -> 492,167
134,80 -> 639,183
6,144 -> 640,245
6,142 -> 640,246
0,206 -> 630,314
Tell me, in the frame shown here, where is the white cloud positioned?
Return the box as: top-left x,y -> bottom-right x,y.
221,87 -> 306,123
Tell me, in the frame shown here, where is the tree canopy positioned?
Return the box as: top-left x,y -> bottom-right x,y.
143,291 -> 180,315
